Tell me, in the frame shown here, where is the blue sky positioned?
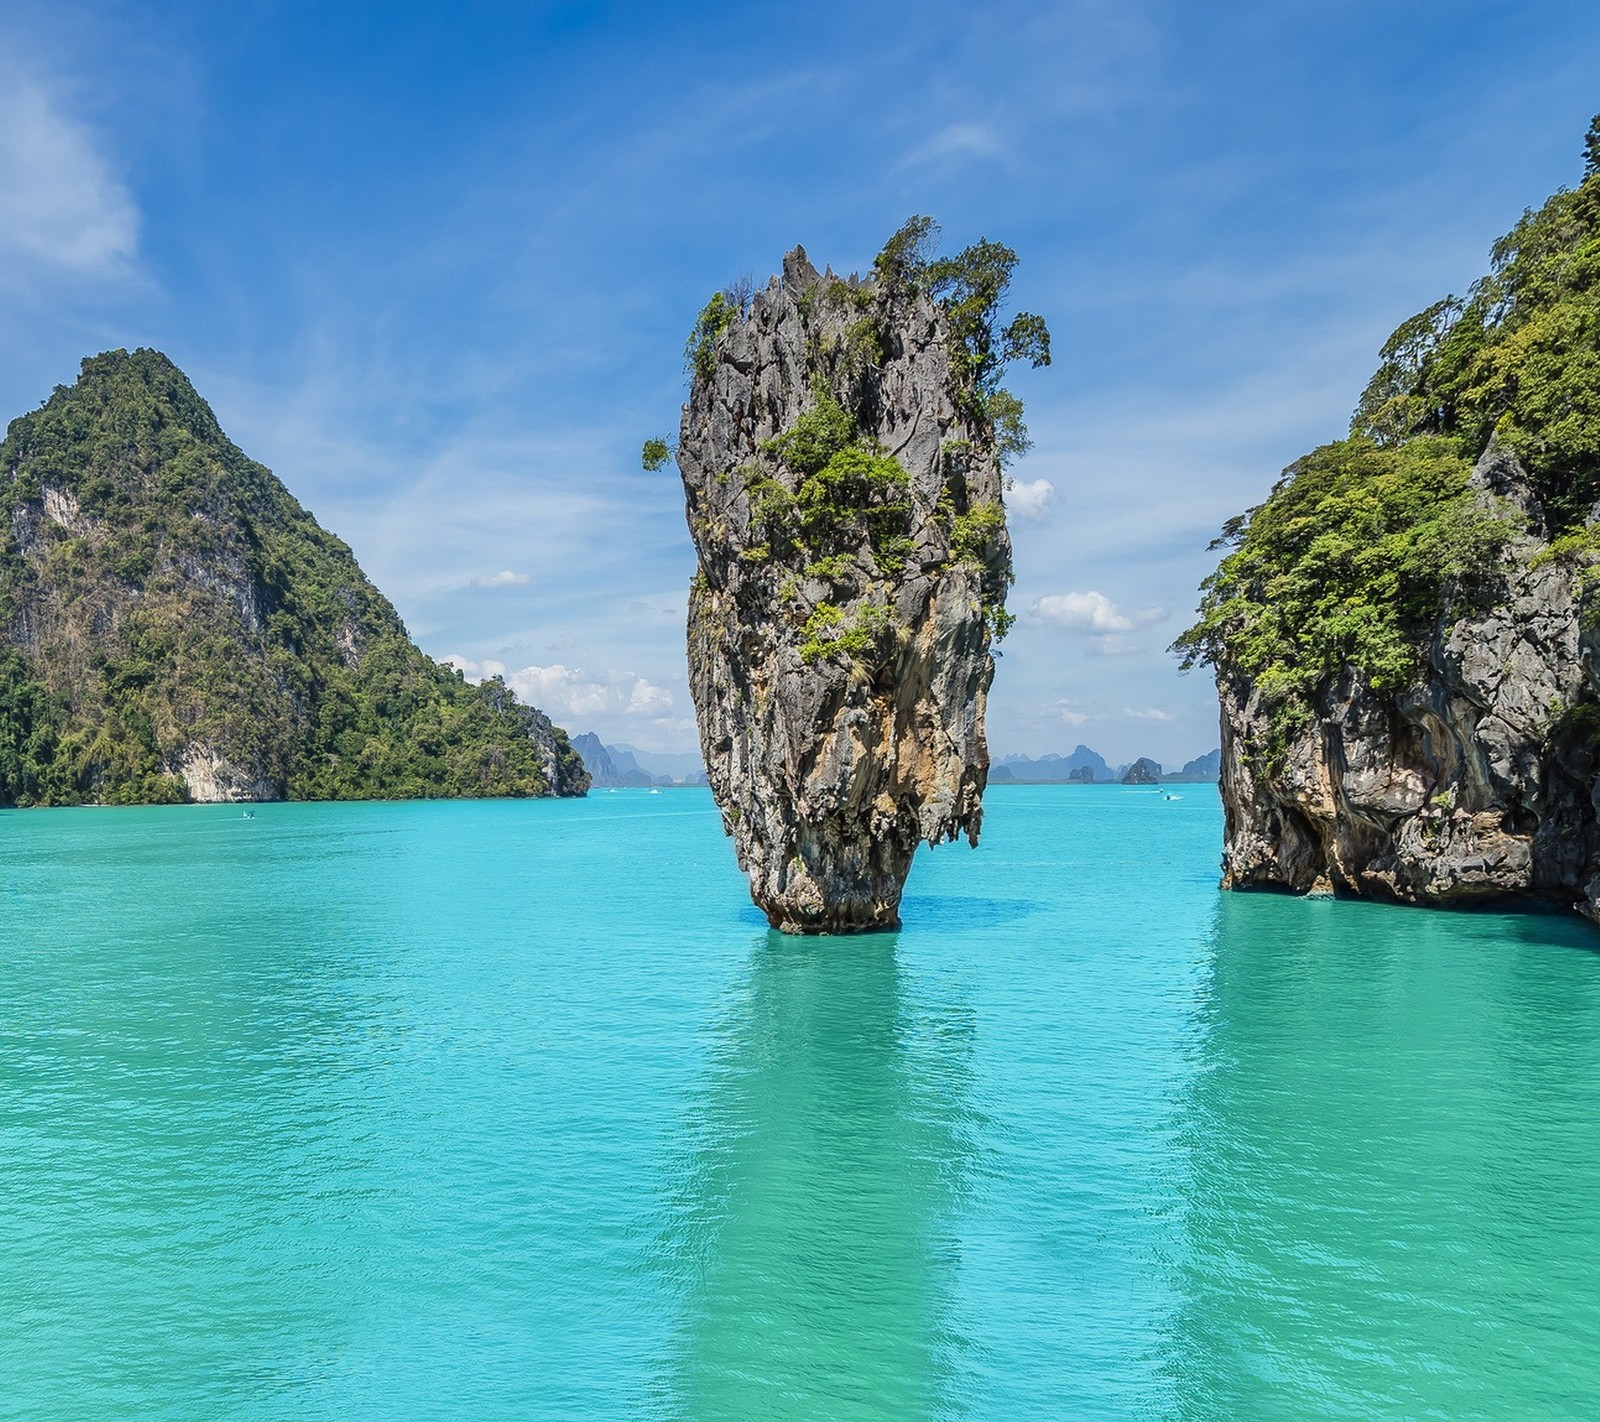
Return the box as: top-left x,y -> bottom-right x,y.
3,0 -> 1599,766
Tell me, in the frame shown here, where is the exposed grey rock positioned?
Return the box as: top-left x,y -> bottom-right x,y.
1217,442 -> 1600,916
678,248 -> 1010,933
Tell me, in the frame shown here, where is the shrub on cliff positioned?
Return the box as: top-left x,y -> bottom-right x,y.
1174,437 -> 1515,706
1350,117 -> 1600,531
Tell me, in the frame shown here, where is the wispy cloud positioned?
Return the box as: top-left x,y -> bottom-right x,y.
474,569 -> 531,587
1125,706 -> 1174,722
901,122 -> 1010,173
444,656 -> 674,722
0,73 -> 136,286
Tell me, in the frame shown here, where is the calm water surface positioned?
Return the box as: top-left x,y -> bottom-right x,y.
3,787 -> 1598,1419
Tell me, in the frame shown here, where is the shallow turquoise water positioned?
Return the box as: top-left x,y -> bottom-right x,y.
3,786 -> 1599,1419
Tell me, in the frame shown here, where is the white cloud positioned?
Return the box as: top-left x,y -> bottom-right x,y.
446,657 -> 674,721
1086,635 -> 1138,657
0,77 -> 137,283
1007,477 -> 1055,522
507,664 -> 612,716
1055,697 -> 1097,727
902,122 -> 1009,172
1031,591 -> 1168,634
442,654 -> 505,678
627,679 -> 674,713
1125,707 -> 1174,722
474,568 -> 530,587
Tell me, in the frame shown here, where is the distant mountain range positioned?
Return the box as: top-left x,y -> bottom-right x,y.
574,733 -> 1221,789
989,745 -> 1220,784
572,733 -> 709,788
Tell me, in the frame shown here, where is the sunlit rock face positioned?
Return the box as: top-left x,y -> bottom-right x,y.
678,247 -> 1011,933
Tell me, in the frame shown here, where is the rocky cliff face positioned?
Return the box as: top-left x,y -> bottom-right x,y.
677,247 -> 1014,932
1191,123 -> 1600,921
0,349 -> 587,806
1216,444 -> 1600,914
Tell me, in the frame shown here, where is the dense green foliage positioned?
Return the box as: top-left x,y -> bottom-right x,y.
1178,122 -> 1600,745
1350,120 -> 1600,530
797,599 -> 889,665
873,215 -> 1051,463
684,291 -> 737,383
1175,438 -> 1514,706
641,437 -> 672,471
0,350 -> 587,806
754,386 -> 913,578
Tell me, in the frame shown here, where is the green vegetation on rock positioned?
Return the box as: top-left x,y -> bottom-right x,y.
1348,119 -> 1600,531
1174,437 -> 1515,733
758,386 -> 912,577
665,219 -> 1047,674
684,291 -> 738,383
1173,118 -> 1600,743
798,600 -> 889,665
0,349 -> 588,807
872,215 -> 1051,462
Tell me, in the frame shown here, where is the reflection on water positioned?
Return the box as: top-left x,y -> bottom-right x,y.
1166,893 -> 1600,1420
10,792 -> 1600,1418
659,931 -> 979,1422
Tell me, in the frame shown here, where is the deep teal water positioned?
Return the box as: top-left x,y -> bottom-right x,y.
3,786 -> 1599,1420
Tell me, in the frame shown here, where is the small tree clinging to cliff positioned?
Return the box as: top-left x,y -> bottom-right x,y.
1345,112 -> 1600,531
874,216 -> 1052,463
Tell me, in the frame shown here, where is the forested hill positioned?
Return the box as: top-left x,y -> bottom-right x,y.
0,349 -> 588,806
1173,116 -> 1600,915
1179,116 -> 1600,712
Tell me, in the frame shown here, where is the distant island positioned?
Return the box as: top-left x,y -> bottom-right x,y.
573,733 -> 1221,789
988,746 -> 1220,785
0,350 -> 587,806
571,733 -> 708,788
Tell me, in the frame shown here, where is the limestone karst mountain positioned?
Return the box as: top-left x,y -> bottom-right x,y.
0,349 -> 587,806
1178,118 -> 1600,917
670,220 -> 1049,931
1120,758 -> 1162,786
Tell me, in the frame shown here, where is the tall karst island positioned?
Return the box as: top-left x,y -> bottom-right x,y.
0,349 -> 588,806
1179,118 -> 1600,920
649,219 -> 1049,932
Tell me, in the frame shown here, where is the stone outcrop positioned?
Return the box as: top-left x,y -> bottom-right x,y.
1216,443 -> 1600,916
1121,757 -> 1162,785
678,247 -> 1012,933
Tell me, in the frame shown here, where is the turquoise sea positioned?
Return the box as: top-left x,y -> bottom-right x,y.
3,786 -> 1599,1420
